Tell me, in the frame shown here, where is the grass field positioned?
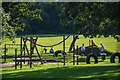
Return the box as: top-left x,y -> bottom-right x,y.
1,35 -> 120,79
1,61 -> 120,79
1,35 -> 118,56
1,35 -> 118,62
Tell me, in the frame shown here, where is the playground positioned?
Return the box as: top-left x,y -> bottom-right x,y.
1,2 -> 120,80
1,35 -> 120,79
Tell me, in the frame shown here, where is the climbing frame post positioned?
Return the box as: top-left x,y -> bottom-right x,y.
23,38 -> 27,64
30,37 -> 33,68
63,35 -> 65,65
73,35 -> 75,65
15,49 -> 17,69
76,45 -> 79,65
20,36 -> 22,68
33,37 -> 43,64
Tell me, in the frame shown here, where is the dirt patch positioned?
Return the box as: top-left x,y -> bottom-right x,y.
0,62 -> 15,68
1,60 -> 62,68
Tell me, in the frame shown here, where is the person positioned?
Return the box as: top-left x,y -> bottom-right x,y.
44,47 -> 47,53
50,47 -> 54,53
81,44 -> 85,56
100,44 -> 106,61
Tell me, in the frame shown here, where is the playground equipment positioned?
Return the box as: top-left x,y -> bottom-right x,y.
86,40 -> 98,64
67,39 -> 99,65
14,35 -> 70,69
86,53 -> 98,64
4,35 -> 120,70
54,50 -> 67,57
110,37 -> 120,63
72,44 -> 98,65
110,52 -> 120,63
88,40 -> 120,63
69,35 -> 79,52
89,40 -> 98,48
14,37 -> 43,69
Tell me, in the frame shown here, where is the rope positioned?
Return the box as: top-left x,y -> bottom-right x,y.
36,36 -> 70,47
22,35 -> 70,47
35,36 -> 70,47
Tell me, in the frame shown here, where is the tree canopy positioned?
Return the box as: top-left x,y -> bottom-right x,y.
1,6 -> 16,41
2,2 -> 43,33
1,2 -> 119,41
59,2 -> 119,37
2,2 -> 73,36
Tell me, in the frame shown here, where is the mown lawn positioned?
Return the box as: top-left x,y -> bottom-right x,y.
1,35 -> 118,57
1,64 -> 120,79
1,57 -> 120,79
1,35 -> 120,79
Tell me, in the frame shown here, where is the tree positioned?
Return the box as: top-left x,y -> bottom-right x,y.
1,7 -> 16,42
59,2 -> 120,51
1,2 -> 43,41
59,2 -> 119,37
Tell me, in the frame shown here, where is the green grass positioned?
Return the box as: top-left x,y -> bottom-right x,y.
1,35 -> 120,79
1,61 -> 120,79
1,35 -> 118,63
1,54 -> 120,79
1,35 -> 118,56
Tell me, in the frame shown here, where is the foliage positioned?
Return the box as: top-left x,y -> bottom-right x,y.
2,2 -> 74,35
1,7 -> 16,41
59,2 -> 119,37
20,3 -> 73,34
2,2 -> 43,36
2,2 -> 119,38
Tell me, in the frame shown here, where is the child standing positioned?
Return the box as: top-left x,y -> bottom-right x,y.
44,47 -> 47,53
81,44 -> 85,56
100,44 -> 106,61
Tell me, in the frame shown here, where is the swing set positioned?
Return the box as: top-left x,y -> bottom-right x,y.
14,35 -> 70,69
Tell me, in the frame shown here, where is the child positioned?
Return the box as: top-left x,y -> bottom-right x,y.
44,47 -> 47,53
50,47 -> 54,53
100,44 -> 106,61
81,44 -> 85,56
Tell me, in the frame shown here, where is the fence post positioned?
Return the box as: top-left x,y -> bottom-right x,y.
30,37 -> 32,68
23,46 -> 25,64
76,45 -> 79,65
20,36 -> 22,68
4,44 -> 6,63
15,49 -> 17,69
73,35 -> 75,65
63,35 -> 65,65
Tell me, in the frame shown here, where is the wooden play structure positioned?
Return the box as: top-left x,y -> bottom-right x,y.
3,35 -> 120,69
14,37 -> 43,69
13,35 -> 71,69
